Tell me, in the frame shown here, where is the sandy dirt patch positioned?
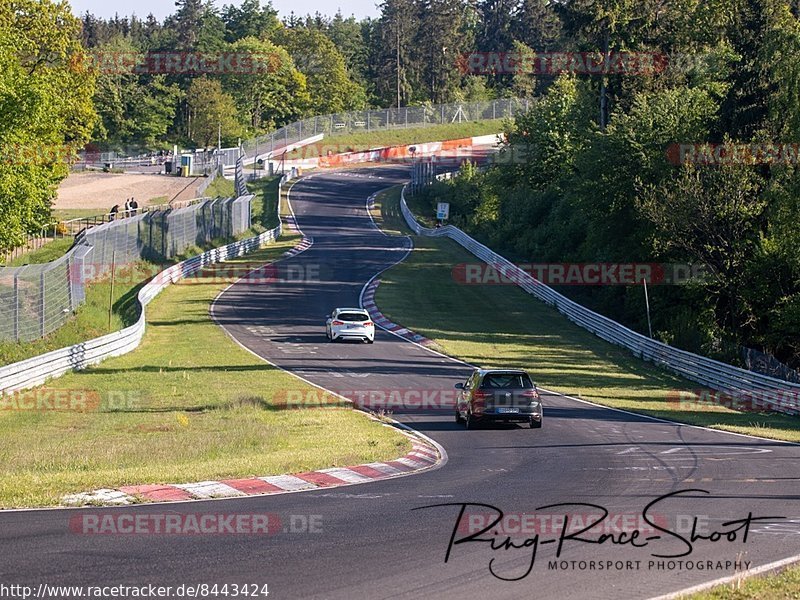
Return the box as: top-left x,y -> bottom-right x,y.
56,173 -> 201,210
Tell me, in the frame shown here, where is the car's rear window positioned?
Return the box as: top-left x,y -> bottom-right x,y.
480,373 -> 534,389
338,312 -> 369,322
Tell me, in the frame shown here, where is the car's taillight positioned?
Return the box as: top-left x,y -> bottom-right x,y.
521,389 -> 539,399
472,390 -> 490,412
332,320 -> 344,325
363,321 -> 373,327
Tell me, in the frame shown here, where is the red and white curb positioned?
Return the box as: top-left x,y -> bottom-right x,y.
61,434 -> 441,506
362,279 -> 434,347
283,235 -> 313,258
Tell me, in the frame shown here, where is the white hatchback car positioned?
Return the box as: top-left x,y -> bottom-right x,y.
326,308 -> 375,343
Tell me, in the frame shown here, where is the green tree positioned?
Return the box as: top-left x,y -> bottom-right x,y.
412,0 -> 473,103
92,37 -> 181,148
222,37 -> 309,131
0,0 -> 96,251
375,0 -> 417,106
514,0 -> 562,51
221,0 -> 280,42
273,27 -> 367,113
186,76 -> 242,146
638,156 -> 768,336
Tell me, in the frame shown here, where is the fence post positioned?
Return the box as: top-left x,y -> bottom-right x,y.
162,212 -> 167,259
405,107 -> 408,128
66,254 -> 72,310
13,269 -> 20,341
39,269 -> 46,337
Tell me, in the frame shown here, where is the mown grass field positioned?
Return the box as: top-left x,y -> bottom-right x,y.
0,177 -> 281,366
286,120 -> 505,158
371,186 -> 800,443
5,238 -> 76,267
0,237 -> 410,507
688,564 -> 800,599
0,261 -> 154,365
203,175 -> 236,198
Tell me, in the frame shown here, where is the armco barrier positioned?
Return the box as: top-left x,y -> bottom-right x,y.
400,185 -> 800,415
0,223 -> 281,395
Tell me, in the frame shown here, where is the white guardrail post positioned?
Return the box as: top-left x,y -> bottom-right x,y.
0,194 -> 281,395
399,184 -> 800,416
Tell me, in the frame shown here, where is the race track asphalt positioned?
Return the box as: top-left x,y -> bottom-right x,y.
1,166 -> 799,600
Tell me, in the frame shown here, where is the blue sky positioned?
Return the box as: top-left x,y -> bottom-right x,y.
67,0 -> 380,21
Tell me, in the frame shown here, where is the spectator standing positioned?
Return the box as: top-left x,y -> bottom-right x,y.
109,204 -> 120,221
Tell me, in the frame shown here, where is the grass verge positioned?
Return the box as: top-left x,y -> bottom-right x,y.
373,187 -> 800,443
286,121 -> 504,159
203,175 -> 236,199
5,238 -> 76,267
1,177 -> 282,366
686,563 -> 800,598
0,262 -> 154,365
53,208 -> 103,222
247,176 -> 280,231
0,236 -> 410,507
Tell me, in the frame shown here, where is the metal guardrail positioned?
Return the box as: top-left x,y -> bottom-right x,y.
400,184 -> 800,415
1,199 -> 214,265
0,195 -> 253,343
240,98 -> 529,163
0,222 -> 281,395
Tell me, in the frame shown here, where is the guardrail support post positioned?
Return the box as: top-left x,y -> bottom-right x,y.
39,270 -> 46,337
13,270 -> 20,341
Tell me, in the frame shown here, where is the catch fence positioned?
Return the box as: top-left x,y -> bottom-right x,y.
0,195 -> 252,342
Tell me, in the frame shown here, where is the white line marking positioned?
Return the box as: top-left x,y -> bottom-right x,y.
260,475 -> 318,491
364,462 -> 405,476
174,481 -> 246,499
318,468 -> 374,483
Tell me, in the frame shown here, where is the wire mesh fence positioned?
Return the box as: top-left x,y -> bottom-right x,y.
742,347 -> 800,384
240,97 -> 528,161
0,195 -> 253,342
234,155 -> 247,197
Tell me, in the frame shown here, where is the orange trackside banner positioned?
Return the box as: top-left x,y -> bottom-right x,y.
441,137 -> 472,151
314,134 -> 501,168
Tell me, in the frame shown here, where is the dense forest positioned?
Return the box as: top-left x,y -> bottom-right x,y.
414,0 -> 800,372
4,0 -> 800,373
76,0 -> 555,150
